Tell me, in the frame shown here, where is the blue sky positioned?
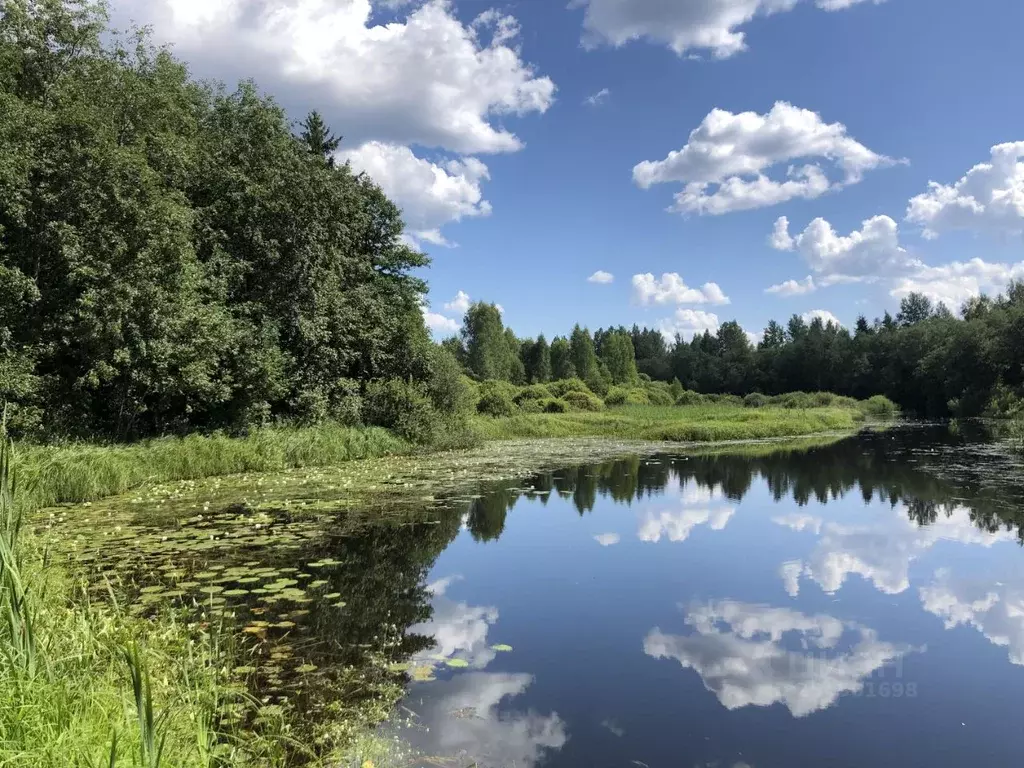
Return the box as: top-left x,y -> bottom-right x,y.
110,0 -> 1024,342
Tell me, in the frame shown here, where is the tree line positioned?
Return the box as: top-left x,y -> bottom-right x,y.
0,0 -> 466,440
445,285 -> 1024,418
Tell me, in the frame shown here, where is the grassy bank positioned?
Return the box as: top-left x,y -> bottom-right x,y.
11,424 -> 410,514
472,403 -> 866,442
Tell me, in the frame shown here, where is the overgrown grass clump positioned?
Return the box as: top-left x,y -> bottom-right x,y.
12,424 -> 411,514
472,403 -> 864,442
0,433 -> 289,767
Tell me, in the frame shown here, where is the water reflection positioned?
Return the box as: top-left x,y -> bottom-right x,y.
644,601 -> 915,717
921,569 -> 1024,666
401,672 -> 567,768
636,480 -> 736,543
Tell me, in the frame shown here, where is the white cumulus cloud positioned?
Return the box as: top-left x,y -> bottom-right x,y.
907,142 -> 1024,239
633,273 -> 730,306
573,0 -> 885,59
421,302 -> 460,334
766,276 -> 817,297
770,214 -> 921,281
889,258 -> 1024,309
633,103 -> 895,215
658,309 -> 721,341
340,142 -> 491,246
644,600 -> 913,717
802,310 -> 844,328
444,290 -> 473,315
117,0 -> 555,155
594,533 -> 621,546
588,270 -> 615,284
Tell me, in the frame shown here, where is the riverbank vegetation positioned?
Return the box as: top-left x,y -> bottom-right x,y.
446,288 -> 1024,422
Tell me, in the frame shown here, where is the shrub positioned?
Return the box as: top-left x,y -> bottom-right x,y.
624,389 -> 650,405
477,390 -> 516,418
563,390 -> 605,412
585,373 -> 610,397
542,398 -> 569,413
675,390 -> 705,406
424,345 -> 474,416
517,397 -> 545,414
364,379 -> 437,443
643,384 -> 675,406
744,393 -> 768,408
638,372 -> 652,382
604,387 -> 628,406
548,378 -> 593,398
862,394 -> 899,418
514,384 -> 553,405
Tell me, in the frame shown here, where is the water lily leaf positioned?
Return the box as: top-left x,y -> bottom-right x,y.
445,658 -> 470,668
490,644 -> 513,652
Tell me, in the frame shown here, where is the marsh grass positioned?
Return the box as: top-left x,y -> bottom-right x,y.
13,424 -> 410,514
471,404 -> 864,442
0,433 -> 295,767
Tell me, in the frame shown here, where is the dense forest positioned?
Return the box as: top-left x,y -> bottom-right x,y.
1,0 -> 1022,445
445,286 -> 1024,420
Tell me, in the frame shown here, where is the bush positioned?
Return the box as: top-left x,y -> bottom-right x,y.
675,390 -> 706,406
514,384 -> 553,405
744,393 -> 768,408
643,384 -> 675,406
548,378 -> 593,398
517,397 -> 545,414
424,345 -> 474,416
542,398 -> 569,413
624,389 -> 650,405
563,390 -> 605,412
862,394 -> 900,418
477,390 -> 517,418
604,387 -> 628,406
364,379 -> 437,443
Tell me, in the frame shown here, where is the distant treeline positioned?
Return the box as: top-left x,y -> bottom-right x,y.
444,287 -> 1024,419
0,1 -> 468,441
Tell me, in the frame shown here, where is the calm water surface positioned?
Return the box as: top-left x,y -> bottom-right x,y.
388,426 -> 1024,768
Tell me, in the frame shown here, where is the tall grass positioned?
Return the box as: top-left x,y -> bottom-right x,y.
471,403 -> 864,442
0,429 -> 288,767
12,424 -> 410,514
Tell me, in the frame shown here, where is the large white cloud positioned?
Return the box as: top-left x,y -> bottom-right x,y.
889,258 -> 1024,309
633,102 -> 895,215
340,142 -> 491,245
573,0 -> 885,59
766,276 -> 817,296
116,0 -> 555,155
920,570 -> 1024,666
644,601 -> 913,717
777,506 -> 1016,597
633,273 -> 730,305
770,214 -> 922,281
444,290 -> 473,315
906,142 -> 1024,239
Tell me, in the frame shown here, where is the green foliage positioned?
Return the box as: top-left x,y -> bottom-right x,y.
862,394 -> 900,418
604,387 -> 628,406
549,337 -> 575,381
542,398 -> 569,413
514,384 -> 554,405
0,5 -> 431,439
547,378 -> 593,398
744,393 -> 769,408
641,381 -> 675,406
676,390 -> 706,406
524,335 -> 552,384
669,378 -> 685,401
562,391 -> 605,412
625,389 -> 651,405
476,380 -> 518,418
600,329 -> 639,385
569,326 -> 599,384
362,380 -> 437,443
